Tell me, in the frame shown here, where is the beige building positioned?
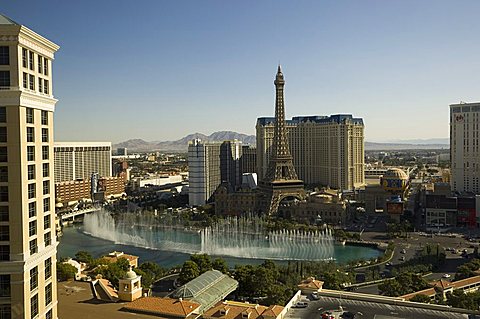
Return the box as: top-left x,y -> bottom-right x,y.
450,102 -> 480,194
54,142 -> 112,183
0,15 -> 59,319
256,114 -> 364,191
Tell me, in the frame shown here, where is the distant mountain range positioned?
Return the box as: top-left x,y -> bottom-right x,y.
113,132 -> 449,152
113,131 -> 256,152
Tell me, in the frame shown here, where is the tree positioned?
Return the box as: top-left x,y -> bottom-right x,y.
57,262 -> 77,281
190,254 -> 212,274
212,258 -> 228,274
410,294 -> 432,304
74,251 -> 94,265
179,260 -> 200,285
134,268 -> 154,288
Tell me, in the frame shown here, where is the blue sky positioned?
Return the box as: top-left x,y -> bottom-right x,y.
3,1 -> 480,143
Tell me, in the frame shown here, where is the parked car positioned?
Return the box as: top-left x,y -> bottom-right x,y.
443,274 -> 451,278
294,302 -> 308,308
310,292 -> 319,300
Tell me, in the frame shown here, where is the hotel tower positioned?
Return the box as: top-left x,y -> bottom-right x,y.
0,15 -> 59,318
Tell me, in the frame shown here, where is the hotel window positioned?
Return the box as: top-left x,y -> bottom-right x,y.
26,107 -> 34,123
0,245 -> 8,261
42,128 -> 48,142
30,266 -> 38,291
0,47 -> 8,65
27,146 -> 35,161
45,257 -> 52,279
0,107 -> 5,123
44,214 -> 50,230
42,146 -> 48,160
43,58 -> 48,75
28,183 -> 35,199
44,232 -> 51,247
28,202 -> 36,218
43,79 -> 49,94
0,226 -> 8,241
38,78 -> 43,93
45,310 -> 52,319
43,198 -> 50,212
0,127 -> 6,143
29,238 -> 37,255
28,51 -> 34,70
0,71 -> 10,88
43,163 -> 49,178
43,180 -> 49,195
37,56 -> 42,73
0,275 -> 10,297
0,167 -> 6,183
0,186 -> 7,202
0,207 -> 8,222
45,283 -> 52,306
23,72 -> 28,89
22,48 -> 28,67
41,110 -> 48,125
31,294 -> 38,318
28,165 -> 35,180
28,220 -> 36,237
29,74 -> 35,90
27,127 -> 34,142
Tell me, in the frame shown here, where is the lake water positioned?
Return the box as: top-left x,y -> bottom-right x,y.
57,225 -> 382,268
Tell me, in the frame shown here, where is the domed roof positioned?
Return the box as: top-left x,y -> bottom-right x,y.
383,168 -> 408,180
124,267 -> 137,280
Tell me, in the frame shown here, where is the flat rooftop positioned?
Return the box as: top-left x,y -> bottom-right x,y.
58,282 -> 158,319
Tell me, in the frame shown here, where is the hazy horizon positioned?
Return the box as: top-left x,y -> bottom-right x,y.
2,1 -> 478,143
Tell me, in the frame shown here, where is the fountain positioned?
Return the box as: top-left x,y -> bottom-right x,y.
83,210 -> 337,261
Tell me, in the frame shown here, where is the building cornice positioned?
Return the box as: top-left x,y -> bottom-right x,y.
19,26 -> 59,59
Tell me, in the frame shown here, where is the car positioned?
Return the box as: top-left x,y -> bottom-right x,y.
294,302 -> 308,308
399,256 -> 405,261
443,274 -> 451,278
310,292 -> 319,300
342,311 -> 357,319
401,249 -> 406,254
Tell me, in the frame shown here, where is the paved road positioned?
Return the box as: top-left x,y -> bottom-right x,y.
286,296 -> 469,319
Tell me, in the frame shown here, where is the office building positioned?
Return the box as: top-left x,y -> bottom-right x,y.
240,145 -> 256,174
450,102 -> 480,194
0,15 -> 59,318
53,142 -> 112,183
256,114 -> 365,191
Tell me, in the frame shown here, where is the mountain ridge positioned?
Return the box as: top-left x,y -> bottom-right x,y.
113,132 -> 449,152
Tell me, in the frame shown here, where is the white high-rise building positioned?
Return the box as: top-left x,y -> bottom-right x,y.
0,15 -> 59,319
450,102 -> 480,194
53,142 -> 112,183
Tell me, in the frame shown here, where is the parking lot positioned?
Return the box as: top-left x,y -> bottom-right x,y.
286,296 -> 470,319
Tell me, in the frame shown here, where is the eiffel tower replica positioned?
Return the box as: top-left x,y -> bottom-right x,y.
258,66 -> 305,215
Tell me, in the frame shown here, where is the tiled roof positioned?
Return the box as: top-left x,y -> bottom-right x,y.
450,275 -> 480,289
430,279 -> 454,290
123,297 -> 200,317
203,301 -> 284,319
401,288 -> 436,300
298,277 -> 324,290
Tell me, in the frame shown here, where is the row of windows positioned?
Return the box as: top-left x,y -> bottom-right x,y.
28,181 -> 51,199
22,48 -> 49,75
27,127 -> 49,143
0,71 -> 9,88
26,108 -> 49,125
29,199 -> 51,218
22,72 -> 50,94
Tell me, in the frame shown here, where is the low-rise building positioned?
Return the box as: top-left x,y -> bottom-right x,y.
401,275 -> 480,301
102,251 -> 139,268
